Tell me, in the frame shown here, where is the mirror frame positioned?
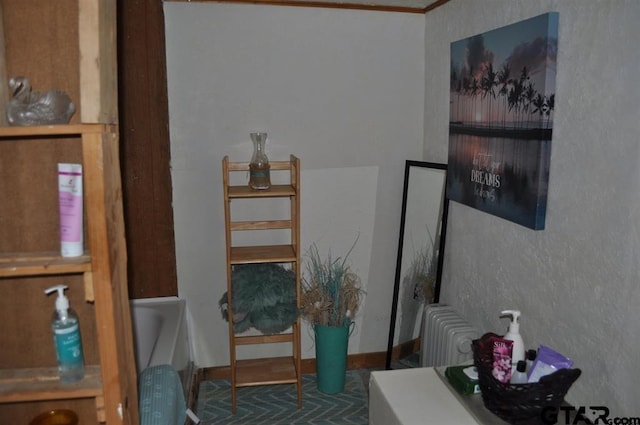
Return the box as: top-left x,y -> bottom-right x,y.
385,160 -> 449,369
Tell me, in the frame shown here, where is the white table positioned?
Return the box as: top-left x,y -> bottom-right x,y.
368,367 -> 507,425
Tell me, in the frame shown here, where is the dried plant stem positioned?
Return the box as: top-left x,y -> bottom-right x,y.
300,239 -> 364,328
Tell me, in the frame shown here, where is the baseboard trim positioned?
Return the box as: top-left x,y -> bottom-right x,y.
390,337 -> 420,363
199,350 -> 387,382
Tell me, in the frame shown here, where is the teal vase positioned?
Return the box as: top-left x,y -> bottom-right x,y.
314,323 -> 350,394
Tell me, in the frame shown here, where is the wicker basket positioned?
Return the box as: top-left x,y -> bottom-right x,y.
472,333 -> 581,424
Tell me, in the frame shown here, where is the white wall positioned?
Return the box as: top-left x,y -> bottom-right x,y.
425,0 -> 640,417
164,3 -> 425,367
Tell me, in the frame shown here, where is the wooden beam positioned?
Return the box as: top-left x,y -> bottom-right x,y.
118,0 -> 179,299
79,0 -> 118,123
0,3 -> 8,126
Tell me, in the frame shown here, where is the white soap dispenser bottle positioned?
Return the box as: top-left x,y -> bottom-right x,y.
45,284 -> 85,383
501,309 -> 525,365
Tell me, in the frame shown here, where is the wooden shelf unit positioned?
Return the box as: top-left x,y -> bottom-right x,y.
235,357 -> 299,387
0,2 -> 136,421
0,252 -> 92,278
222,155 -> 302,413
0,124 -> 138,424
0,366 -> 103,404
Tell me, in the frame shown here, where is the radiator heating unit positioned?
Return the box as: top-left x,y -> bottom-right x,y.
420,304 -> 479,367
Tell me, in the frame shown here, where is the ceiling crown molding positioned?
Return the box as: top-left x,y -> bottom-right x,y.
168,0 -> 452,14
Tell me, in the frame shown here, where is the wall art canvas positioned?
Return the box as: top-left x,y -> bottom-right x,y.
447,12 -> 558,230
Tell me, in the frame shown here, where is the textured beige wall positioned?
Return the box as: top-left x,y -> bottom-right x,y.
425,0 -> 640,418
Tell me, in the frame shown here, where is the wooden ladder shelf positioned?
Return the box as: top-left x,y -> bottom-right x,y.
222,155 -> 302,413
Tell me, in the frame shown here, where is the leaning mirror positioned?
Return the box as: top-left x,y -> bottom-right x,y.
386,160 -> 449,369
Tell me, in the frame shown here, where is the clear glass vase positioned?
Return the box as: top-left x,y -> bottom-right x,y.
249,132 -> 271,190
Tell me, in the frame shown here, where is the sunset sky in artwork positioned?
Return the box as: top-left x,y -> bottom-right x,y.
450,13 -> 558,126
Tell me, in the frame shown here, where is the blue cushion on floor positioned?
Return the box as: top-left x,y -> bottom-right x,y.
139,364 -> 186,425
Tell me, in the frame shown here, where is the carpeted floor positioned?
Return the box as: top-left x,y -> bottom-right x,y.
196,371 -> 369,424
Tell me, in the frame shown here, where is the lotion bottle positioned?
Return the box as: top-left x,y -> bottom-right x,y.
45,285 -> 85,383
58,163 -> 84,257
501,310 -> 525,366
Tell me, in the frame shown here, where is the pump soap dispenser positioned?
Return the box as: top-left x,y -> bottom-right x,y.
45,285 -> 85,383
501,309 -> 525,365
